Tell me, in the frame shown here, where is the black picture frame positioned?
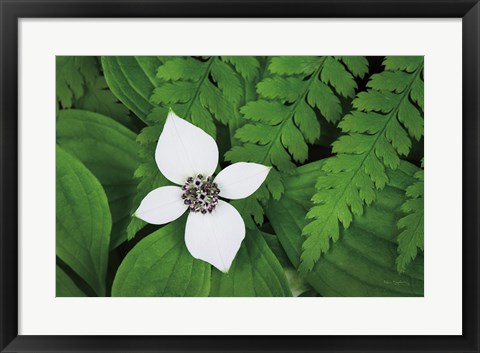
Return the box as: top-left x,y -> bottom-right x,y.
1,0 -> 478,352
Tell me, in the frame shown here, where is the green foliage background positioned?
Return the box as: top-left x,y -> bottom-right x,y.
56,56 -> 424,297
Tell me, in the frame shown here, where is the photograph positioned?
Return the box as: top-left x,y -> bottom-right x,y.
2,1 -> 477,350
55,55 -> 424,297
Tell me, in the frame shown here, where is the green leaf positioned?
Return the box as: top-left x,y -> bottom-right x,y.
262,232 -> 292,268
112,218 -> 211,296
384,56 -> 423,73
103,57 -> 245,237
152,57 -> 240,136
56,146 -> 111,296
156,57 -> 205,81
210,229 -> 292,297
56,109 -> 139,249
336,56 -> 369,78
262,233 -> 312,296
114,57 -> 263,235
74,76 -> 133,129
101,56 -> 166,123
367,71 -> 411,93
225,56 -> 362,231
56,56 -> 99,108
230,193 -> 266,230
281,119 -> 309,162
353,90 -> 398,113
225,170 -> 279,230
210,58 -> 244,105
221,56 -> 261,80
257,77 -> 307,102
226,56 -> 363,175
225,100 -> 299,171
57,56 -> 137,130
56,265 -> 86,297
131,57 -> 263,235
126,116 -> 170,239
300,56 -> 424,271
307,79 -> 342,122
266,160 -> 424,296
320,57 -> 357,98
396,169 -> 424,273
411,76 -> 424,110
268,56 -> 321,75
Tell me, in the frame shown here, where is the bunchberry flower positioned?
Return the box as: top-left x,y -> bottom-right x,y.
135,109 -> 270,273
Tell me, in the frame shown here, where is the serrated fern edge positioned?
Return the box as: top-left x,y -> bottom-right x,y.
299,59 -> 424,273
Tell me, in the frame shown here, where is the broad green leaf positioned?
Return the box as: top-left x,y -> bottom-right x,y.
112,218 -> 211,297
101,56 -> 165,123
266,159 -> 424,296
56,146 -> 111,296
284,268 -> 312,297
56,109 -> 139,249
210,229 -> 292,297
262,233 -> 312,296
56,265 -> 86,297
262,233 -> 292,268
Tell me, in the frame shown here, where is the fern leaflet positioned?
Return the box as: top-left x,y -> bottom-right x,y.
221,56 -> 261,81
396,164 -> 424,273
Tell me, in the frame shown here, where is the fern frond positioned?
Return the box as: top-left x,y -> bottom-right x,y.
58,56 -> 136,129
56,56 -> 99,108
151,57 -> 245,136
226,56 -> 365,175
300,56 -> 424,272
396,167 -> 424,273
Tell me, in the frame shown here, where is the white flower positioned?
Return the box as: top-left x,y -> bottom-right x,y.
134,109 -> 270,273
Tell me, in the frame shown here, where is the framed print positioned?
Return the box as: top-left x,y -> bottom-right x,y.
1,0 -> 478,352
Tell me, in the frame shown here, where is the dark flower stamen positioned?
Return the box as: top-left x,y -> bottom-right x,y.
182,174 -> 220,214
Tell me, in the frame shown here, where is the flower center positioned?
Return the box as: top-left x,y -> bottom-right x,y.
181,175 -> 220,214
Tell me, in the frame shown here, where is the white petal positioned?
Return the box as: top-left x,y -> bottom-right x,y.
185,200 -> 245,273
214,162 -> 271,200
155,110 -> 219,185
135,186 -> 187,225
